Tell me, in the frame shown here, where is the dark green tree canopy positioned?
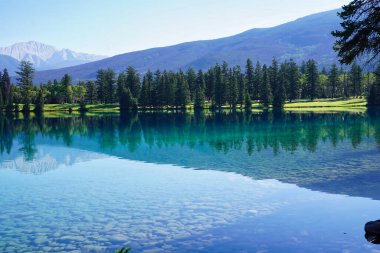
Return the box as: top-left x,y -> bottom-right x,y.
367,64 -> 380,105
16,61 -> 34,88
61,74 -> 72,87
34,88 -> 44,113
332,0 -> 380,64
126,66 -> 141,99
1,68 -> 12,106
16,61 -> 35,111
5,57 -> 378,112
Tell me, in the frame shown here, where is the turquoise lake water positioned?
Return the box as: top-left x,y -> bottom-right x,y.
0,111 -> 380,252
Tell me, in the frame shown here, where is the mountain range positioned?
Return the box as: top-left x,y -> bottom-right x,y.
2,9 -> 342,83
0,41 -> 106,75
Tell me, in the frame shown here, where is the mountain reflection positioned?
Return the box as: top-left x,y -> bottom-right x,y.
1,110 -> 380,199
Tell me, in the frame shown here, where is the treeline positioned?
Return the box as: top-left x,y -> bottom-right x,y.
1,59 -> 380,112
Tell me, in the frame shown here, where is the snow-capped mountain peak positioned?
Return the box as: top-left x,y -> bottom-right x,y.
0,41 -> 106,71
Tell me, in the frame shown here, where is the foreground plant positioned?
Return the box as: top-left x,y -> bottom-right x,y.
115,246 -> 132,253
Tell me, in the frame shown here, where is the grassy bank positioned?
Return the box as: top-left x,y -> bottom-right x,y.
284,98 -> 366,108
283,98 -> 367,112
2,98 -> 368,114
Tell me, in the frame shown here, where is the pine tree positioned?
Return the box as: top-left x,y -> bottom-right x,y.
194,70 -> 205,110
96,69 -> 106,103
287,60 -> 299,102
146,70 -> 154,106
270,58 -> 286,108
165,71 -> 176,107
245,59 -> 255,99
367,64 -> 380,106
349,62 -> 363,97
2,69 -> 11,107
328,64 -> 339,98
49,79 -> 62,103
260,65 -> 271,108
221,62 -> 229,106
194,85 -> 205,110
236,67 -> 245,106
299,72 -> 308,99
119,87 -> 137,111
253,61 -> 262,102
228,68 -> 238,109
96,69 -> 115,104
300,61 -> 307,75
34,88 -> 44,113
213,64 -> 224,108
16,61 -> 35,112
126,66 -> 141,100
273,62 -> 286,108
175,71 -> 190,109
205,68 -> 215,102
140,70 -> 153,107
196,70 -> 206,92
269,58 -> 279,98
85,81 -> 97,104
332,0 -> 379,64
105,69 -> 116,103
321,67 -> 327,75
187,68 -> 197,101
61,74 -> 72,103
156,70 -> 166,106
306,60 -> 319,101
151,70 -> 161,107
117,72 -> 127,100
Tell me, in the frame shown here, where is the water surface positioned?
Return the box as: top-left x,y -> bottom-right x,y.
0,111 -> 379,252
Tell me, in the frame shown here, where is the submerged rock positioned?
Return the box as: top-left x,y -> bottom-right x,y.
365,220 -> 380,244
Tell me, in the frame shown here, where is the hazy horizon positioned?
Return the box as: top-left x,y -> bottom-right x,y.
1,0 -> 350,56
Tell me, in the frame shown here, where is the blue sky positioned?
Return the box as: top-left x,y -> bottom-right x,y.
1,0 -> 350,56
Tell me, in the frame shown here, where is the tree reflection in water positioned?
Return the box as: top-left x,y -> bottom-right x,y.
0,110 -> 380,199
1,110 -> 379,160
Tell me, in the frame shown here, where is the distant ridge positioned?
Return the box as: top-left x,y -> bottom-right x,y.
0,55 -> 19,76
0,41 -> 106,75
32,9 -> 341,83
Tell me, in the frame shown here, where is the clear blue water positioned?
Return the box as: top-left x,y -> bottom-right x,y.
0,111 -> 380,252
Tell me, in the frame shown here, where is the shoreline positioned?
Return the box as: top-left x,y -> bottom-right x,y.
0,98 -> 370,115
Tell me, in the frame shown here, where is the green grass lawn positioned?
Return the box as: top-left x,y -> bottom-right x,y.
43,104 -> 120,112
282,98 -> 367,112
283,98 -> 366,108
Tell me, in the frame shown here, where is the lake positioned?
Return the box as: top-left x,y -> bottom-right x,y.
0,110 -> 379,253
